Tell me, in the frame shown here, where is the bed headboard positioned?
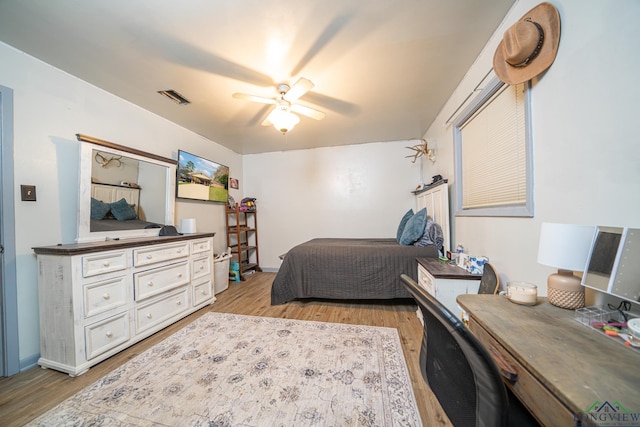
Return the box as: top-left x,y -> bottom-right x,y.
415,182 -> 451,254
91,183 -> 141,216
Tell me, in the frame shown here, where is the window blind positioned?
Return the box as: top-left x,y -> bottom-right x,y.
460,83 -> 526,209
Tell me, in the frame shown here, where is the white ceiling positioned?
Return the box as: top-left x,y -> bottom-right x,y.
0,0 -> 514,154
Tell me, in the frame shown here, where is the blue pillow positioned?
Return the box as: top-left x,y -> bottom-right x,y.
399,208 -> 427,245
109,198 -> 137,221
90,197 -> 110,220
396,209 -> 414,242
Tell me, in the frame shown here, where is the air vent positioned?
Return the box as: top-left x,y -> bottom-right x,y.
157,89 -> 190,105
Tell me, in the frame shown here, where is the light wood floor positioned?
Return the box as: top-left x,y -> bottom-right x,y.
0,272 -> 452,426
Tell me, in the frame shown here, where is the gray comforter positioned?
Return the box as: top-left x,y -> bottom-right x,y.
271,238 -> 438,304
91,219 -> 161,232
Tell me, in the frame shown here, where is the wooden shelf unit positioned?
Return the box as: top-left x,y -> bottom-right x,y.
226,203 -> 261,280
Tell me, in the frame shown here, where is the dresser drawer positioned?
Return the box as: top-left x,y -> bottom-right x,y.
191,255 -> 212,280
135,287 -> 190,334
193,278 -> 213,306
83,276 -> 129,318
85,312 -> 130,360
133,242 -> 190,267
82,251 -> 128,278
134,261 -> 190,301
469,319 -> 575,426
418,264 -> 435,295
190,238 -> 212,255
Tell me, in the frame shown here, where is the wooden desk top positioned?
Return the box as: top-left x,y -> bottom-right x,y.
457,294 -> 640,417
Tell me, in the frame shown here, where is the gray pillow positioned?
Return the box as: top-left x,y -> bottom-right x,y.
396,209 -> 414,242
399,208 -> 427,245
90,197 -> 110,220
109,198 -> 137,221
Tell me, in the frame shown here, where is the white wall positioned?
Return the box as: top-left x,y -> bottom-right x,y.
5,0 -> 640,369
422,0 -> 640,302
0,42 -> 242,365
243,141 -> 423,269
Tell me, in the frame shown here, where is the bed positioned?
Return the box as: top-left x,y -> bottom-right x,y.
271,183 -> 449,305
271,237 -> 439,304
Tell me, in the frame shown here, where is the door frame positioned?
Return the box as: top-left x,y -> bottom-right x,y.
0,85 -> 20,376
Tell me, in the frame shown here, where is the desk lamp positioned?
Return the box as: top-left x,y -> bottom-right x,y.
537,222 -> 595,309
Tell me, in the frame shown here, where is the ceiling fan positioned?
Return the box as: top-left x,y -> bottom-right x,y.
233,77 -> 325,134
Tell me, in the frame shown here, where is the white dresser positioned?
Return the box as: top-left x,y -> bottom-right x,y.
33,233 -> 215,376
417,257 -> 480,320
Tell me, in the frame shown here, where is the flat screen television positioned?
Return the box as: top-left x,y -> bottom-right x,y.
582,226 -> 640,304
176,150 -> 229,203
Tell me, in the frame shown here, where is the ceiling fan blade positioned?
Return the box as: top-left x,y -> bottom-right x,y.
261,116 -> 273,127
291,104 -> 325,120
283,77 -> 314,102
232,93 -> 276,105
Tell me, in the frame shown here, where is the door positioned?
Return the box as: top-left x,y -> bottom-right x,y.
0,85 -> 20,376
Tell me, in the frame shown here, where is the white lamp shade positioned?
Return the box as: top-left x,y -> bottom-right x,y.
537,222 -> 595,271
268,107 -> 300,133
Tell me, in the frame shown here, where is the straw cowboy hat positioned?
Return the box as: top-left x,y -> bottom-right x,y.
493,2 -> 561,85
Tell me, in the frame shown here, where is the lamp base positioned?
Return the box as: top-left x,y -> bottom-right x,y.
547,269 -> 585,309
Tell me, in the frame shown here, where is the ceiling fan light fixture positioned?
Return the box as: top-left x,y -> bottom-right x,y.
268,106 -> 300,134
233,77 -> 323,133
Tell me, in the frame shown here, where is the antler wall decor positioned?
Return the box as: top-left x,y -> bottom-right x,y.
94,152 -> 123,168
405,138 -> 435,163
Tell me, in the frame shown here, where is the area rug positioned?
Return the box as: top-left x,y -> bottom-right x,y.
29,312 -> 422,426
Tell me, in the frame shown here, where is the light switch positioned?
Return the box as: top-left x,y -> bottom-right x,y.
21,185 -> 36,201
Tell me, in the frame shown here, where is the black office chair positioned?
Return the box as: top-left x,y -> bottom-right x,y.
400,274 -> 538,427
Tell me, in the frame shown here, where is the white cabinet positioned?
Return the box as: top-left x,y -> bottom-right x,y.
34,234 -> 215,376
415,181 -> 450,254
417,258 -> 480,320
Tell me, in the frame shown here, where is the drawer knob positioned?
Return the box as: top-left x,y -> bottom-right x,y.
146,313 -> 153,319
103,293 -> 110,300
177,273 -> 183,278
146,255 -> 152,259
103,261 -> 110,267
176,301 -> 182,305
105,331 -> 113,338
147,281 -> 154,287
200,290 -> 206,295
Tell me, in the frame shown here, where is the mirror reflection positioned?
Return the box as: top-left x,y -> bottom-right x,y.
89,149 -> 169,232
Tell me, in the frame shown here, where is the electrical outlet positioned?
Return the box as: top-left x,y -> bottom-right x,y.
21,185 -> 36,201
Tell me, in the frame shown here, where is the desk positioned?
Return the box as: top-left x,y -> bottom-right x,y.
457,294 -> 640,427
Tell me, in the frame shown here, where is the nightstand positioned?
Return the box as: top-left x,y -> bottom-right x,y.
417,258 -> 481,320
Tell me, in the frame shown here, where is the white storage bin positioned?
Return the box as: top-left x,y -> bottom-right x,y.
213,253 -> 232,294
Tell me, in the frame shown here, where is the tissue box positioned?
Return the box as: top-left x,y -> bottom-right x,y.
468,256 -> 489,275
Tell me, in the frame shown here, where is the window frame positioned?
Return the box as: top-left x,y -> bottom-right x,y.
453,76 -> 534,217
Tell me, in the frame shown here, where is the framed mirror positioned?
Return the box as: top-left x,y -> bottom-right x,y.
76,134 -> 177,243
582,226 -> 640,304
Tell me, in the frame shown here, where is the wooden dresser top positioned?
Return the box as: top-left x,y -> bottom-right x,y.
33,232 -> 216,255
417,257 -> 481,280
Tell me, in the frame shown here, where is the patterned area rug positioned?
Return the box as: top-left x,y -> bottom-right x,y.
29,312 -> 422,426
